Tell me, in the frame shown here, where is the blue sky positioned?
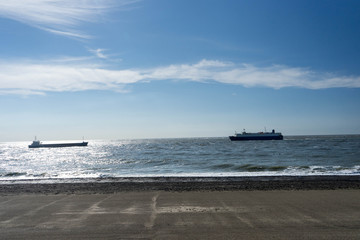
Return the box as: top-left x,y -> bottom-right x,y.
0,0 -> 360,141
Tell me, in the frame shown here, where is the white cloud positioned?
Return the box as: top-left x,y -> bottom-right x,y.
44,28 -> 92,39
0,0 -> 138,39
145,61 -> 360,89
0,62 -> 141,94
0,59 -> 359,95
89,48 -> 108,59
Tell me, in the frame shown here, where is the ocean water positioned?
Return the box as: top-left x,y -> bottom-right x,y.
0,135 -> 359,181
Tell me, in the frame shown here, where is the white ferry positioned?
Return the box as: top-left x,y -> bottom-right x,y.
229,129 -> 283,141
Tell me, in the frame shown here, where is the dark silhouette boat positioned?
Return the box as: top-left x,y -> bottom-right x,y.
28,138 -> 88,148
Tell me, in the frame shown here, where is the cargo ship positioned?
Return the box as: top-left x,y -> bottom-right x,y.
229,129 -> 283,141
28,138 -> 88,148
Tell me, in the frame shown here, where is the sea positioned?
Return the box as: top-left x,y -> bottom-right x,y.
0,135 -> 359,182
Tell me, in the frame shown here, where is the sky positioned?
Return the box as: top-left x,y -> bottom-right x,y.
0,0 -> 360,141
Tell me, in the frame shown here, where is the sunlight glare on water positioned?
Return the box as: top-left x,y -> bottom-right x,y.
0,135 -> 360,181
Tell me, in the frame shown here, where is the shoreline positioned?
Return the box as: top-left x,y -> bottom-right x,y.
1,175 -> 360,194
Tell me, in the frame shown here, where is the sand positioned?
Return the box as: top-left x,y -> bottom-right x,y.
0,176 -> 360,239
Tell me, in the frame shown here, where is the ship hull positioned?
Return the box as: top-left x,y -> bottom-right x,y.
229,135 -> 283,141
29,142 -> 88,148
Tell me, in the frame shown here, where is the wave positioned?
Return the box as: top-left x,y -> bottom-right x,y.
3,172 -> 27,177
1,165 -> 360,182
234,164 -> 287,172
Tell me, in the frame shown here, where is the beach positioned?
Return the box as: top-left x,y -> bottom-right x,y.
1,175 -> 360,193
1,176 -> 360,239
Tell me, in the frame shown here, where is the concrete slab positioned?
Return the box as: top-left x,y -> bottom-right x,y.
0,190 -> 359,239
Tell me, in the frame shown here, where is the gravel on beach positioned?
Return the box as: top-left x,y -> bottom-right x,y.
1,175 -> 360,195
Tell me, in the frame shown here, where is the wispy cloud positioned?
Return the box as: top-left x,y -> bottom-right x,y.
144,60 -> 360,89
0,0 -> 138,39
89,48 -> 108,59
1,59 -> 359,95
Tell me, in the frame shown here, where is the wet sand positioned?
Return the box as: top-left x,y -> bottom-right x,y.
1,176 -> 360,239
